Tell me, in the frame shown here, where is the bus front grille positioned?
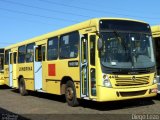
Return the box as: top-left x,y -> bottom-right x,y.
115,76 -> 150,86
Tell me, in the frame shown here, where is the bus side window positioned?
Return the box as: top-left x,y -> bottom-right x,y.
26,43 -> 35,63
5,50 -> 10,65
0,49 -> 4,70
0,55 -> 4,70
10,53 -> 13,64
60,31 -> 79,59
13,52 -> 17,64
35,46 -> 42,62
42,46 -> 45,61
18,45 -> 26,63
47,37 -> 58,60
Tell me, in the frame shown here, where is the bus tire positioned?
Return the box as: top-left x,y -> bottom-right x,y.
65,80 -> 79,107
19,78 -> 28,96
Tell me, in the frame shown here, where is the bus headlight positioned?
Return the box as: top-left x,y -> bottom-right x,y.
153,79 -> 157,84
102,74 -> 112,88
153,76 -> 159,84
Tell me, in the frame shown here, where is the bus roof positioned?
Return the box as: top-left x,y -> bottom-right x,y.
151,25 -> 160,38
5,17 -> 147,50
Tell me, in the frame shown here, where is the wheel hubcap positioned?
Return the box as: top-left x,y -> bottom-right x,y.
20,83 -> 23,93
66,87 -> 74,100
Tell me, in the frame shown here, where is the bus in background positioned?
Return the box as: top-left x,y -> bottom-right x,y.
4,18 -> 157,106
151,25 -> 160,93
0,48 -> 4,85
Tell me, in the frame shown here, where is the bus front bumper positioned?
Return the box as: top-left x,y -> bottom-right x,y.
96,84 -> 157,102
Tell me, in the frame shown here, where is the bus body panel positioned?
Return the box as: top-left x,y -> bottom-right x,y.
4,65 -> 9,86
0,72 -> 4,85
44,59 -> 80,95
12,63 -> 18,88
17,63 -> 34,90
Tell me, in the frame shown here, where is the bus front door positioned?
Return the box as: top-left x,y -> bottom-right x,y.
9,52 -> 13,87
34,46 -> 43,91
80,34 -> 97,99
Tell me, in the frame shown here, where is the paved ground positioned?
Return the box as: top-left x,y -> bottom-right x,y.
0,85 -> 160,120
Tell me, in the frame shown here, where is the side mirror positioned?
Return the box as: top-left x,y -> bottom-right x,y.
98,38 -> 103,50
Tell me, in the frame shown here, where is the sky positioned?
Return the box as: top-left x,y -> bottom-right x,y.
0,0 -> 160,48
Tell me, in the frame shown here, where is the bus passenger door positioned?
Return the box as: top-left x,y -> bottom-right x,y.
80,34 -> 97,99
9,52 -> 13,87
88,34 -> 97,99
80,36 -> 89,97
34,45 -> 43,91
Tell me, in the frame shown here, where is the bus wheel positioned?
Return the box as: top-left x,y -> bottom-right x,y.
19,78 -> 28,96
65,80 -> 79,107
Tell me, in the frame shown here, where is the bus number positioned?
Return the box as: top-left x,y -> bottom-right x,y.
109,75 -> 119,79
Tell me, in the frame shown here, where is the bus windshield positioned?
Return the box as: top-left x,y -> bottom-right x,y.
100,32 -> 155,69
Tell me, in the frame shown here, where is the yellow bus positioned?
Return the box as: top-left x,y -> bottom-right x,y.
0,48 -> 4,85
151,25 -> 160,93
4,18 -> 157,106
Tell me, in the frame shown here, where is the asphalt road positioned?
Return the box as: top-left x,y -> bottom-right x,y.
0,85 -> 160,120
